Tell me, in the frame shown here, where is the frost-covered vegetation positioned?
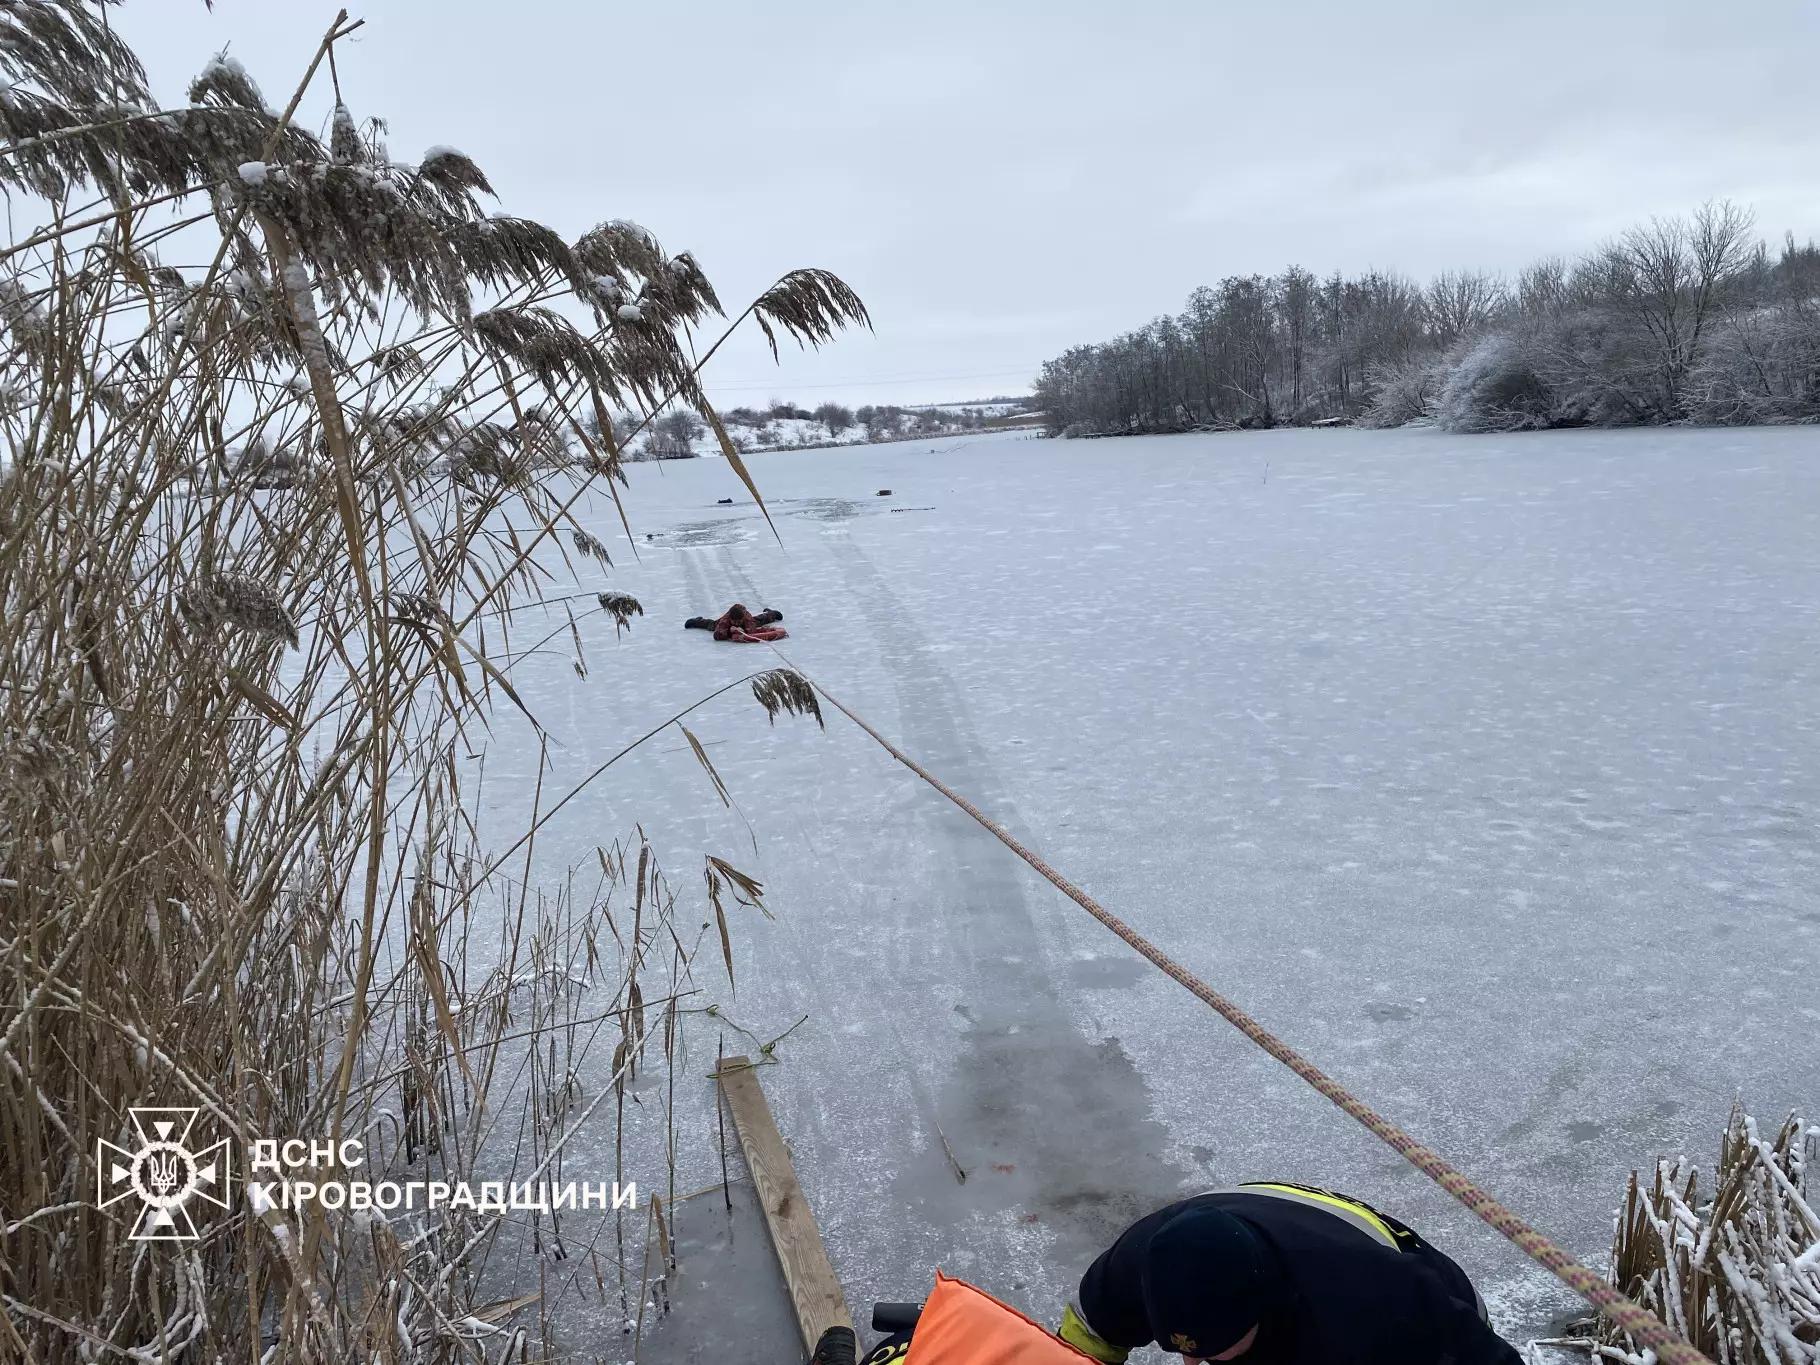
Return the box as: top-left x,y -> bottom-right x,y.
1544,1110 -> 1819,1365
607,397 -> 1035,459
0,4 -> 855,1361
1035,202 -> 1820,436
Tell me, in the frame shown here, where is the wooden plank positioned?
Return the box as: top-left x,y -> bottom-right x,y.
715,1055 -> 853,1348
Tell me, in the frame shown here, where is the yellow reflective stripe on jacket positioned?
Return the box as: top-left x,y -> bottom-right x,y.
861,1340 -> 910,1365
1235,1182 -> 1408,1250
1059,1300 -> 1129,1365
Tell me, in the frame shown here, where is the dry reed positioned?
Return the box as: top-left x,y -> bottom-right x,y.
1542,1109 -> 1819,1365
0,5 -> 861,1361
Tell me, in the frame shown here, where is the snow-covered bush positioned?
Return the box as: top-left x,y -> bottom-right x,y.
1534,310 -> 1670,426
1553,1109 -> 1819,1365
1434,332 -> 1556,432
1683,305 -> 1820,425
1360,355 -> 1447,427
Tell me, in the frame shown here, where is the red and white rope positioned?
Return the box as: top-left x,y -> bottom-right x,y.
793,666 -> 1711,1365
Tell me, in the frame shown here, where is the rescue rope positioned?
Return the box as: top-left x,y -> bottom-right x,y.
783,660 -> 1713,1365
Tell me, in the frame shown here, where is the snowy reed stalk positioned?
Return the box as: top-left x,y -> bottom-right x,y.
1546,1109 -> 1819,1365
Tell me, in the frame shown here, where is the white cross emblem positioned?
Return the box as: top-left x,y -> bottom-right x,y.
96,1107 -> 234,1241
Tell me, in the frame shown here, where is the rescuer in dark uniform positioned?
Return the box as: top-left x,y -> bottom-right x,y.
1059,1184 -> 1524,1365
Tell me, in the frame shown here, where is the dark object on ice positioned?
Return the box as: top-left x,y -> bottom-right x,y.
718,497 -> 735,504
871,1303 -> 923,1333
809,1325 -> 857,1365
684,604 -> 786,642
876,488 -> 892,496
1063,1185 -> 1522,1365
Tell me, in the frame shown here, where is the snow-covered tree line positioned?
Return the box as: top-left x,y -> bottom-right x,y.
1034,201 -> 1820,435
721,400 -> 1001,443
601,399 -> 1013,458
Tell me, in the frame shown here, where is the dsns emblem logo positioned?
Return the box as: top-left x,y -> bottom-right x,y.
96,1107 -> 234,1241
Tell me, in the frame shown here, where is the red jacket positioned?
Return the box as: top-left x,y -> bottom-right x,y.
711,604 -> 787,643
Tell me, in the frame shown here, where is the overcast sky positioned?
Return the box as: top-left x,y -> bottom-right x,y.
115,1 -> 1819,407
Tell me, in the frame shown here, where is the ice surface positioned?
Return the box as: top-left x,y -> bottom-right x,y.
478,425 -> 1818,1352
637,1184 -> 802,1362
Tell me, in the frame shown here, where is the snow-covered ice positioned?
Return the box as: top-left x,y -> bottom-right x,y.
477,425 -> 1819,1351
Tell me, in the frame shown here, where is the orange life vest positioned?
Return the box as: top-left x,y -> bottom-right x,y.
904,1273 -> 1100,1365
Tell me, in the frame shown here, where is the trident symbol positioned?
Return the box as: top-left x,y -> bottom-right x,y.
96,1107 -> 233,1240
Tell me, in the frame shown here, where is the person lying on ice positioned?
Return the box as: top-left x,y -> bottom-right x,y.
682,604 -> 786,642
1058,1183 -> 1523,1365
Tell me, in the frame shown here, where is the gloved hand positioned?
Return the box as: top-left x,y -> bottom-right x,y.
1059,1302 -> 1128,1365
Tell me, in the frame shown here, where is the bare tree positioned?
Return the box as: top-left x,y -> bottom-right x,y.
1424,269 -> 1508,347
1516,257 -> 1571,318
646,407 -> 704,457
1276,266 -> 1317,415
813,401 -> 854,434
1613,199 -> 1755,416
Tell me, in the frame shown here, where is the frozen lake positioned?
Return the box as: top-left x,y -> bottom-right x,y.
481,425 -> 1820,1349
